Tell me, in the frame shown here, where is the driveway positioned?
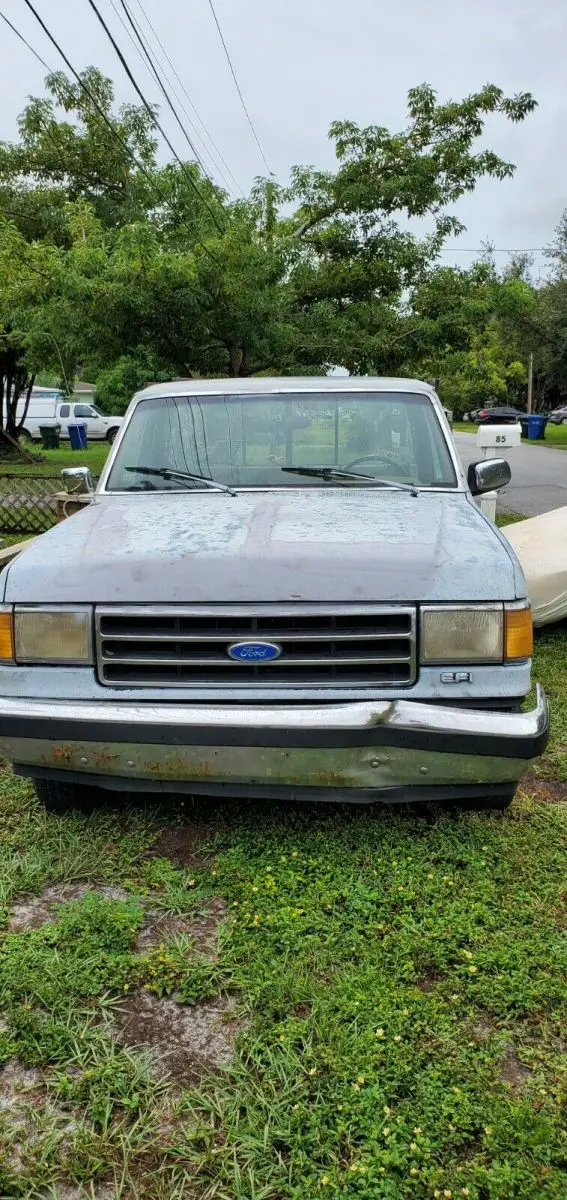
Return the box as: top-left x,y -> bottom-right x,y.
454,432 -> 567,516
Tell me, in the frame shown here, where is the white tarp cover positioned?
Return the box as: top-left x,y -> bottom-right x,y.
503,507 -> 567,626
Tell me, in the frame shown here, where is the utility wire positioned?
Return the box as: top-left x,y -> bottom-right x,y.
86,0 -> 226,233
131,0 -> 243,194
0,8 -> 51,70
107,0 -> 235,195
116,0 -> 227,193
18,0 -> 221,264
205,0 -> 272,176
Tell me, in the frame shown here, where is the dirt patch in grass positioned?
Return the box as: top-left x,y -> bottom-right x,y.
8,884 -> 130,933
499,1046 -> 533,1089
149,822 -> 213,869
115,990 -> 241,1084
136,896 -> 227,954
520,774 -> 567,803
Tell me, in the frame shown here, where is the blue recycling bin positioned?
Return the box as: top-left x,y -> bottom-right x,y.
68,422 -> 88,450
526,414 -> 548,441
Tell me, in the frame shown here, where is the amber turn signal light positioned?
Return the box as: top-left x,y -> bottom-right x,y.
505,606 -> 533,660
0,609 -> 14,661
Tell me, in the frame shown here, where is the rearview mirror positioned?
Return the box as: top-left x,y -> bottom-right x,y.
61,466 -> 94,496
467,458 -> 511,496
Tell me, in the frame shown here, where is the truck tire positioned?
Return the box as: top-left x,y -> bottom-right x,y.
33,777 -> 107,813
453,792 -> 515,812
107,427 -> 119,443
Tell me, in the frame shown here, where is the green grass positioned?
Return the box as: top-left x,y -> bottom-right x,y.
0,633 -> 565,1197
454,421 -> 567,450
0,442 -> 110,479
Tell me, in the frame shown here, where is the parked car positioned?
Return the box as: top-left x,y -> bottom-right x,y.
472,406 -> 525,425
16,389 -> 123,443
548,404 -> 567,425
0,377 -> 548,813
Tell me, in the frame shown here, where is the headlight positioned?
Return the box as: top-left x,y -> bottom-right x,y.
14,607 -> 93,664
421,605 -> 503,664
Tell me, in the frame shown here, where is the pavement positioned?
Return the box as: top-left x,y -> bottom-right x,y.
454,432 -> 567,517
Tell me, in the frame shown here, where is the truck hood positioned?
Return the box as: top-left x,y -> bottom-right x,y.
3,490 -> 523,604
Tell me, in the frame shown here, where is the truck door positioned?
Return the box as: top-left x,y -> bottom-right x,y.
73,403 -> 105,440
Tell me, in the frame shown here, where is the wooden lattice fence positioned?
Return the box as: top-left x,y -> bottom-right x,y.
0,474 -> 64,535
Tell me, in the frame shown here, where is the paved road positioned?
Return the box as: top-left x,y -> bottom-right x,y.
454,432 -> 567,517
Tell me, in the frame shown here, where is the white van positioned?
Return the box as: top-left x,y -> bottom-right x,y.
17,389 -> 123,443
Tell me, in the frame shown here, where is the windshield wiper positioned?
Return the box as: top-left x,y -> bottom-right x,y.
281,466 -> 419,496
124,466 -> 236,496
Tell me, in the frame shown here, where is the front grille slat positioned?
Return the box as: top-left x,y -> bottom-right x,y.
95,605 -> 417,689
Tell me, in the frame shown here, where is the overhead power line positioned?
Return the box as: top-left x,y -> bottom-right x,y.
205,0 -> 272,176
440,247 -> 545,254
0,9 -> 51,70
85,0 -> 226,234
107,0 -> 236,196
130,0 -> 243,195
115,0 -> 227,193
17,0 -> 221,265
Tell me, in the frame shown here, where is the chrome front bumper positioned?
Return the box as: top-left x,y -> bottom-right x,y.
0,686 -> 549,803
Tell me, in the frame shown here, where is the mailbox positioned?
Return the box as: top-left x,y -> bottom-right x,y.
476,423 -> 521,451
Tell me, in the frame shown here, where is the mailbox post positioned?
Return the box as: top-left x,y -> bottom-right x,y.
475,423 -> 521,521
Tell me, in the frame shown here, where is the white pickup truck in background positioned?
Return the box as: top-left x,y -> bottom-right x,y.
16,388 -> 123,443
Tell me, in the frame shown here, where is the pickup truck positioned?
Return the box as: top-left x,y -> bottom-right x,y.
0,377 -> 549,811
17,393 -> 123,443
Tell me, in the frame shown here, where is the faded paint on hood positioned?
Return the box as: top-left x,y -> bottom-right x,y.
3,490 -> 524,603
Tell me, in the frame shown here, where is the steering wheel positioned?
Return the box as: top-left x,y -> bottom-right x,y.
344,453 -> 404,473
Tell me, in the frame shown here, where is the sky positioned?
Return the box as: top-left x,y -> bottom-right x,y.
3,0 -> 567,279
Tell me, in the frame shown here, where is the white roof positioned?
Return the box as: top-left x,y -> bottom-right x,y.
133,376 -> 435,401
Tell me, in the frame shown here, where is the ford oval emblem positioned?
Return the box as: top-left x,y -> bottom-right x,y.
227,640 -> 282,663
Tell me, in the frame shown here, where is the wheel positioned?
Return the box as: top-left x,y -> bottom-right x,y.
107,427 -> 119,443
452,791 -> 515,812
561,418 -> 567,426
33,777 -> 107,813
19,430 -> 34,446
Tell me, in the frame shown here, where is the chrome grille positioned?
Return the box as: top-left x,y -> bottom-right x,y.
95,605 -> 417,688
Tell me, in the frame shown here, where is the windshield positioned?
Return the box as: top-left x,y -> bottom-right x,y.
106,390 -> 458,492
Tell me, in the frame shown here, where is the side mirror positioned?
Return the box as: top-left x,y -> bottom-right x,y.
467,458 -> 511,496
61,466 -> 94,497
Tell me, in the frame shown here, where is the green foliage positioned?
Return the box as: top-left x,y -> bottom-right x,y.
0,69 -> 539,417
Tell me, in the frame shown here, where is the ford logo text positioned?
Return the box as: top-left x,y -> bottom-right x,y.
227,640 -> 282,663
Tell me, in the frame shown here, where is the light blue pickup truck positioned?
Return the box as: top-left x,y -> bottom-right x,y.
0,377 -> 549,811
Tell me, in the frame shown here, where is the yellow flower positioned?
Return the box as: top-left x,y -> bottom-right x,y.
451,1087 -> 461,1095
461,1190 -> 470,1197
450,994 -> 459,1002
379,1166 -> 386,1174
413,1127 -> 423,1135
468,965 -> 478,974
434,1192 -> 442,1199
383,1105 -> 391,1115
427,872 -> 434,879
375,1027 -> 385,1038
308,1067 -> 317,1076
188,879 -> 196,888
351,1082 -> 360,1092
383,1127 -> 390,1137
393,1035 -> 402,1043
403,1008 -> 410,1016
444,1192 -> 453,1199
484,1126 -> 493,1136
252,886 -> 258,892
410,1142 -> 418,1152
349,1163 -> 358,1172
279,1034 -> 285,1042
410,1167 -> 418,1176
321,1177 -> 330,1186
357,1076 -> 365,1085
